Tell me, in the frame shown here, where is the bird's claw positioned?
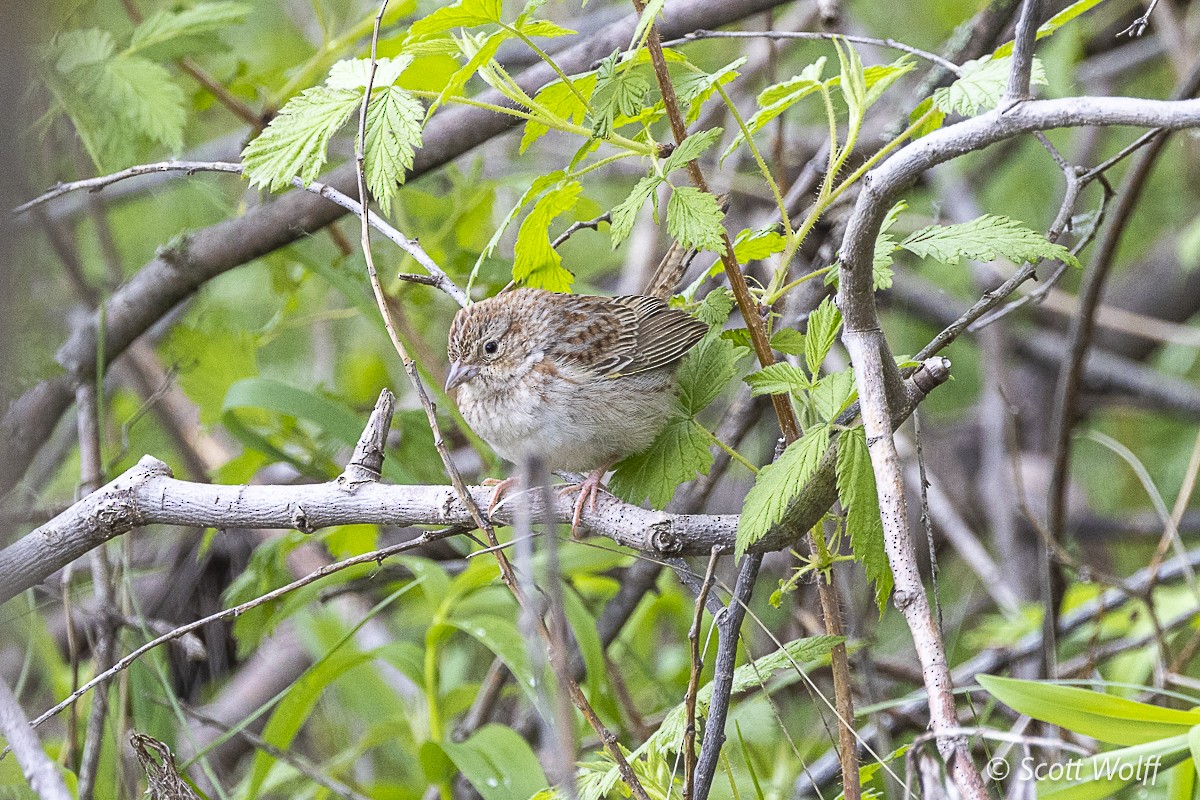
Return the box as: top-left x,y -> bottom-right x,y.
485,476 -> 519,516
558,469 -> 607,539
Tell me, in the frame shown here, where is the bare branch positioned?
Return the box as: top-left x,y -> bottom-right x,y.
0,674 -> 71,800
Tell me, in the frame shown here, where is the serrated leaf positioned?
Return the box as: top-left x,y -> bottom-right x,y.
609,419 -> 713,509
836,426 -> 892,612
932,54 -> 1047,116
111,57 -> 187,149
589,52 -> 649,139
512,180 -> 581,291
859,56 -> 916,110
834,38 -> 867,126
737,424 -> 830,556
908,95 -> 946,139
48,29 -> 115,72
872,201 -> 906,290
661,127 -> 723,175
694,289 -> 733,326
744,363 -> 811,397
722,57 -> 825,162
609,175 -> 662,248
677,329 -> 744,415
326,56 -> 413,90
667,186 -> 726,253
127,1 -> 250,60
362,86 -> 425,214
241,86 -> 359,191
518,19 -> 575,38
410,0 -> 502,36
770,328 -> 805,355
810,369 -> 855,422
900,214 -> 1081,268
677,56 -> 746,123
804,296 -> 842,375
519,72 -> 596,152
733,228 -> 787,262
727,634 -> 843,694
428,29 -> 510,114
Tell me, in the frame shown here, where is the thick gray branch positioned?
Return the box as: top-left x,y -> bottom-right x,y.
0,359 -> 951,604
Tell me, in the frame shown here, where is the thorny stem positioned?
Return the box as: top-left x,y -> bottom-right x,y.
631,7 -> 860,798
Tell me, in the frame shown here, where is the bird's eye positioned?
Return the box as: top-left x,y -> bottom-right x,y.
483,340 -> 499,355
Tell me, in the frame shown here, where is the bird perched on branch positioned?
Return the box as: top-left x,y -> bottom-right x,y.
446,287 -> 707,532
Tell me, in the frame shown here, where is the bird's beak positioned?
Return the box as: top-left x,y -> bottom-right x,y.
445,361 -> 480,392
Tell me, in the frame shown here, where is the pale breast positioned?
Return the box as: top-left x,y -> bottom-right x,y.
457,366 -> 680,474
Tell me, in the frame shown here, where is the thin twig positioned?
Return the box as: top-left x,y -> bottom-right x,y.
15,528 -> 467,747
1004,0 -> 1042,104
1119,0 -> 1161,37
552,212 -> 611,248
13,160 -> 471,308
683,548 -> 721,800
663,29 -> 963,76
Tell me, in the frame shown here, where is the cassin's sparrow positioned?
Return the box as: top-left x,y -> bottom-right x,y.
446,287 -> 707,530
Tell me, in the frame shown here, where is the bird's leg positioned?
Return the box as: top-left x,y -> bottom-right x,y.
558,462 -> 614,538
483,476 -> 519,516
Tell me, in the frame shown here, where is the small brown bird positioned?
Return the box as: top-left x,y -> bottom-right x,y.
446,288 -> 708,531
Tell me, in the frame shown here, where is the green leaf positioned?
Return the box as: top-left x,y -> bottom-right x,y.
860,56 -> 916,109
810,368 -> 855,422
667,186 -> 726,253
662,127 -> 723,175
836,426 -> 892,612
241,85 -> 359,191
409,0 -> 503,36
326,56 -> 413,90
677,56 -> 746,123
993,0 -> 1108,57
833,38 -> 867,127
804,295 -> 842,375
726,634 -> 843,695
722,57 -> 825,161
1039,734 -> 1191,800
872,201 -> 906,290
451,616 -> 537,705
932,54 -> 1047,116
676,329 -> 744,415
47,28 -> 115,72
733,228 -> 787,262
517,19 -> 576,38
908,96 -> 946,139
438,725 -> 550,800
519,73 -> 596,152
362,86 -> 425,215
977,675 -> 1200,746
770,328 -> 805,355
108,56 -> 187,150
610,420 -> 712,512
609,175 -> 662,248
512,180 -> 581,291
589,52 -> 649,139
744,363 -> 811,397
737,424 -> 831,556
694,289 -> 734,327
900,214 -> 1081,268
127,1 -> 250,60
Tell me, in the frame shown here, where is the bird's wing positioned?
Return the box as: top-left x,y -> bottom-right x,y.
605,295 -> 709,376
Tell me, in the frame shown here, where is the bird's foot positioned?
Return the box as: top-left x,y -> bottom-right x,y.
483,476 -> 519,517
558,467 -> 610,539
